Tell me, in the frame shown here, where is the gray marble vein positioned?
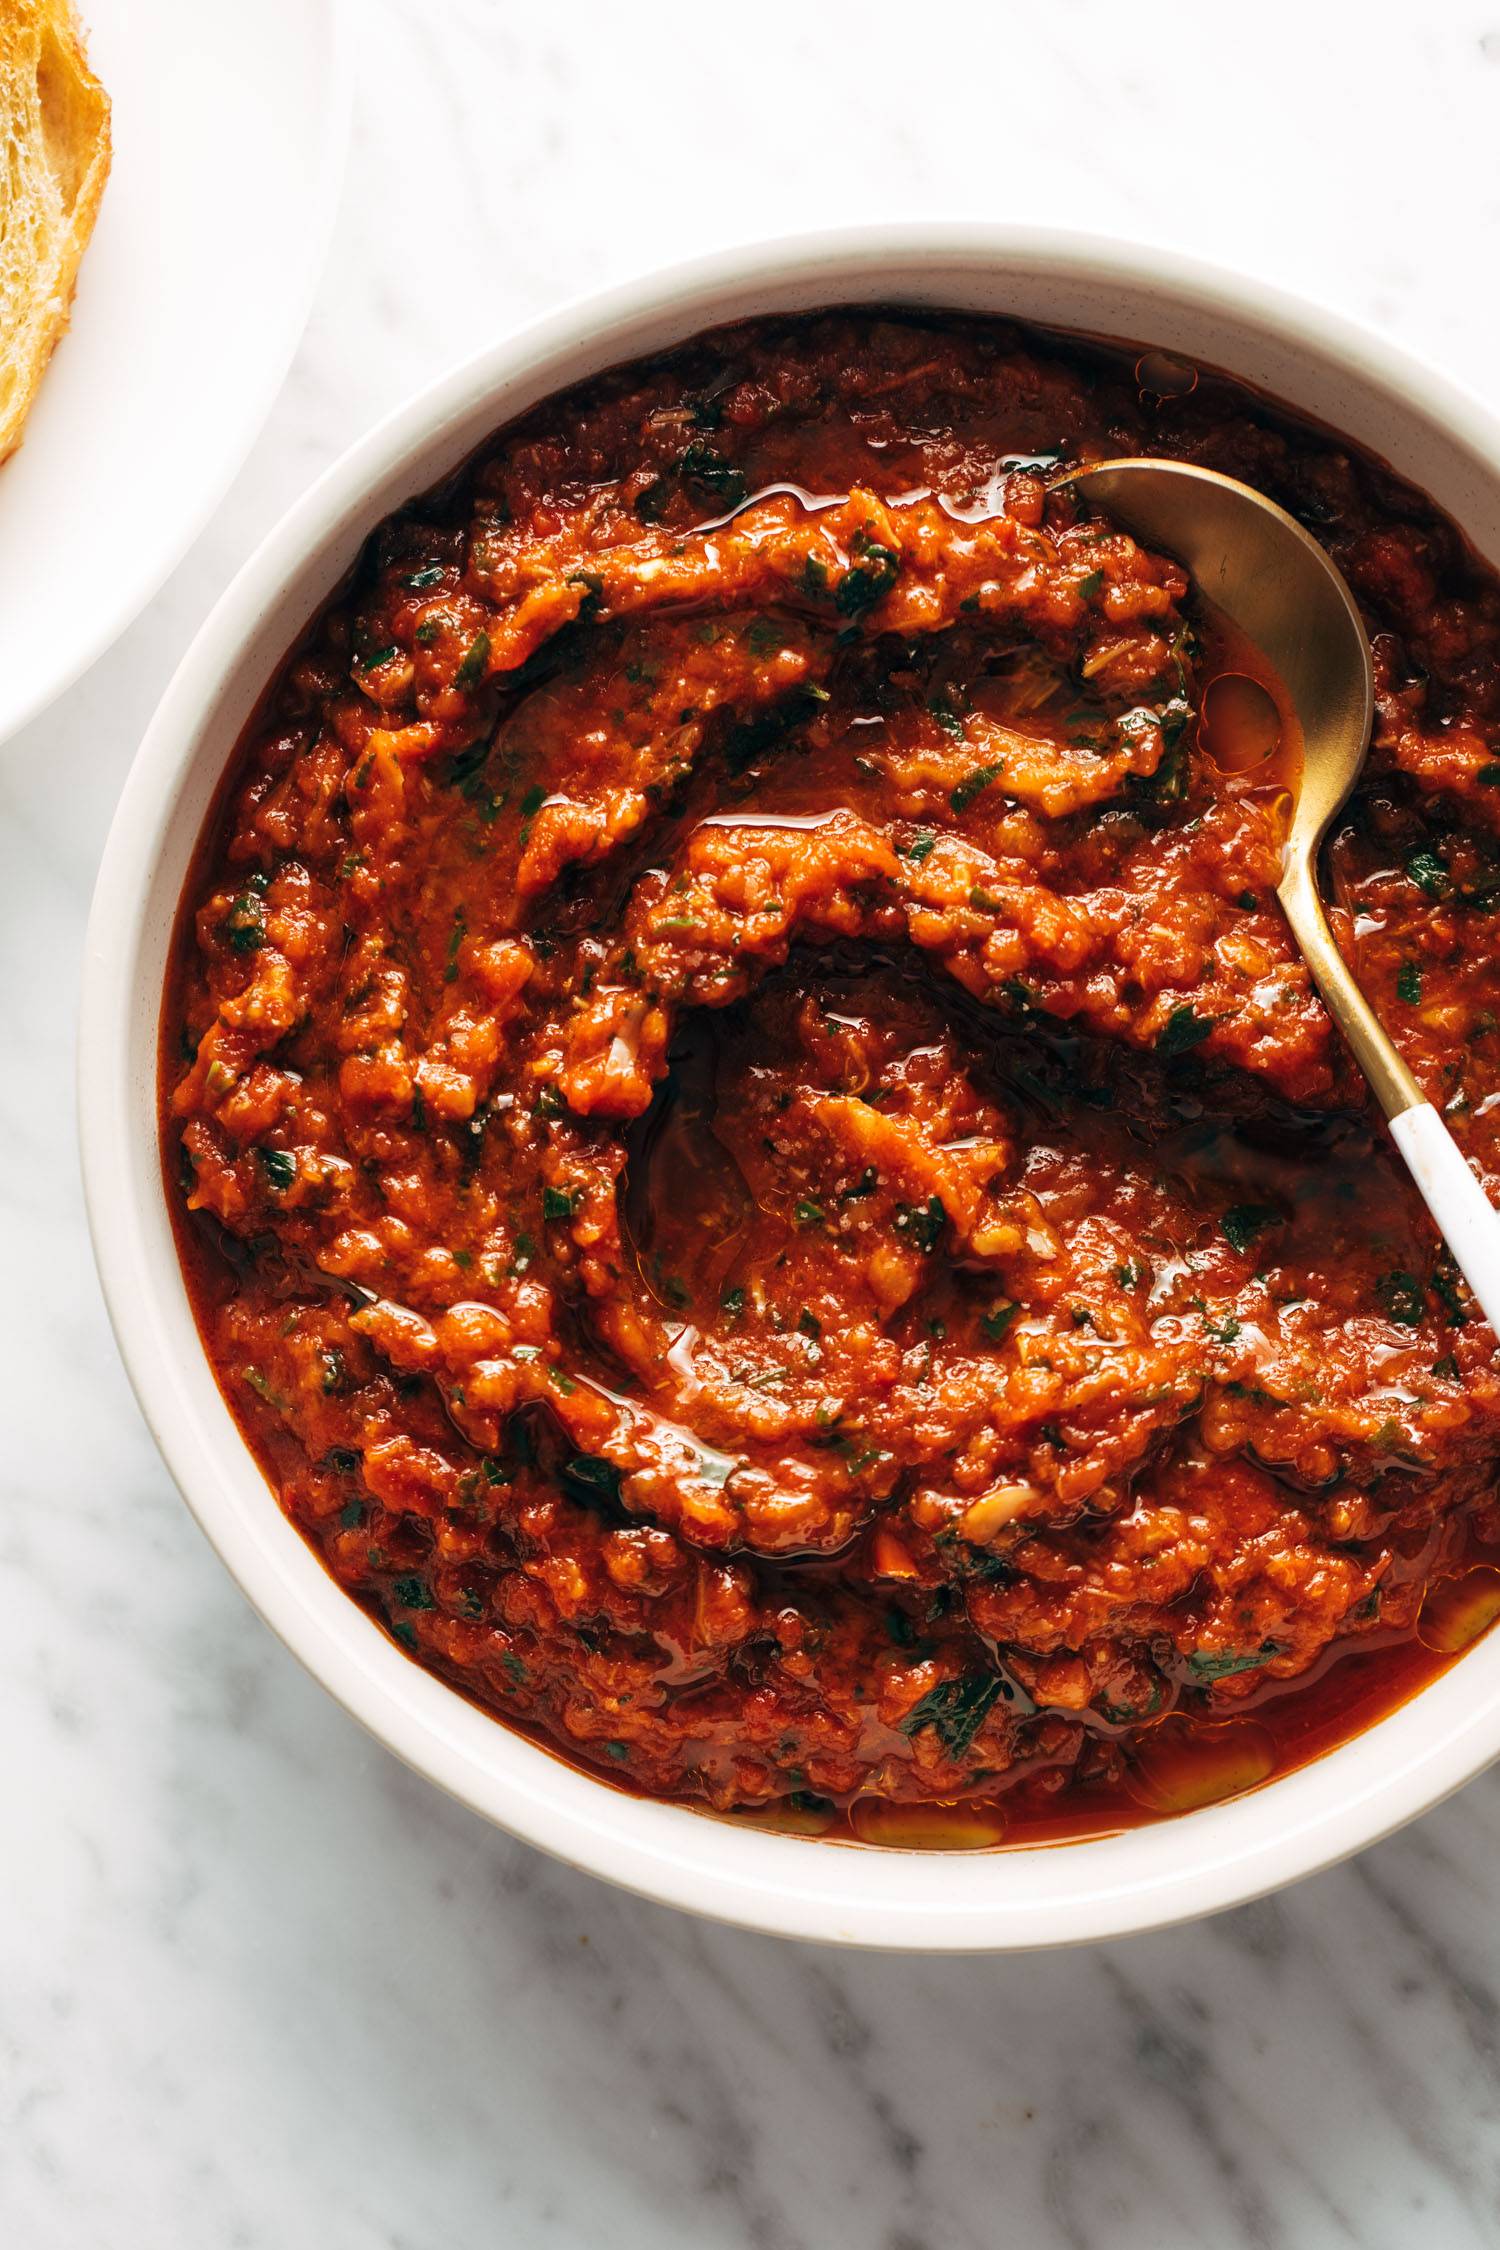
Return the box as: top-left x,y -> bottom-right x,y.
7,0 -> 1500,2243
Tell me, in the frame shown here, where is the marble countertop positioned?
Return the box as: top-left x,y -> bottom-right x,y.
8,2 -> 1500,2242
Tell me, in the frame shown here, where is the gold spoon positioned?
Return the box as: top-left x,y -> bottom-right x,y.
1065,456 -> 1500,1334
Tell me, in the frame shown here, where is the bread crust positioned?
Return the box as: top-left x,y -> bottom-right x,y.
0,0 -> 112,466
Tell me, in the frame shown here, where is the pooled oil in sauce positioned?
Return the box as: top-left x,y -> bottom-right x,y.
717,1559 -> 1500,1850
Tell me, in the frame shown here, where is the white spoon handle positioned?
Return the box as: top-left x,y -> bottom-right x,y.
1388,1105 -> 1500,1336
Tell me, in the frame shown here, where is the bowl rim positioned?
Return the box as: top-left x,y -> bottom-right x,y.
79,222 -> 1500,1951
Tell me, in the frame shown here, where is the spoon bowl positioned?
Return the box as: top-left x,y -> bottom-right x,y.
1065,458 -> 1373,854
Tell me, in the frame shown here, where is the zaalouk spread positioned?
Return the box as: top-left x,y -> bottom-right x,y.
164,311 -> 1500,1847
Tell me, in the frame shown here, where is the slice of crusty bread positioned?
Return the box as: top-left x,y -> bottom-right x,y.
0,0 -> 110,466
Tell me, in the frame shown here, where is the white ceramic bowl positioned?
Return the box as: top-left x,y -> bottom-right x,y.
80,226 -> 1500,1951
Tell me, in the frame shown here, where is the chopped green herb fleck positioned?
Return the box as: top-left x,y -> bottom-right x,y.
833,536 -> 900,616
1156,1004 -> 1216,1058
900,1673 -> 1005,1758
221,874 -> 268,955
1187,1643 -> 1278,1682
745,617 -> 784,658
1221,1204 -> 1278,1254
1407,846 -> 1450,898
454,630 -> 491,691
680,441 -> 748,506
893,1195 -> 945,1252
1376,1268 -> 1426,1326
255,1145 -> 296,1193
1431,1265 -> 1468,1327
950,761 -> 1004,814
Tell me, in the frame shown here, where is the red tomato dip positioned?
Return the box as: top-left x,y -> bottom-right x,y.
163,312 -> 1500,1845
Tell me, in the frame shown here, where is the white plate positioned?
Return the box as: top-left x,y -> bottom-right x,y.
0,0 -> 349,745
